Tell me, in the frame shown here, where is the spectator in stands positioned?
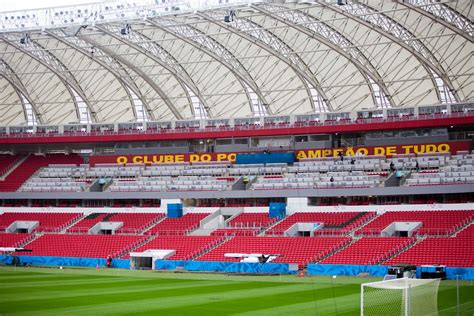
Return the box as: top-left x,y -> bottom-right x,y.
106,255 -> 112,268
415,161 -> 419,171
390,161 -> 395,172
338,152 -> 344,161
98,177 -> 106,192
243,176 -> 250,185
350,158 -> 355,165
330,176 -> 334,187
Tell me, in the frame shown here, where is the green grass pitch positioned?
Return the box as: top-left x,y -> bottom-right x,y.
0,266 -> 473,315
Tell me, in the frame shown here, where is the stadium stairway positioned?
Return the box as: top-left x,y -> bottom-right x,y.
259,216 -> 288,236
141,216 -> 167,235
377,236 -> 425,265
60,214 -> 87,233
314,237 -> 357,263
115,235 -> 155,258
20,232 -> 44,249
449,220 -> 474,237
350,212 -> 382,234
189,236 -> 230,260
137,215 -> 166,235
0,155 -> 27,180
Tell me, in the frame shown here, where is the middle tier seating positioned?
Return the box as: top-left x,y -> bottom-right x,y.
124,235 -> 224,260
211,228 -> 261,237
266,212 -> 375,235
14,234 -> 146,258
67,213 -> 165,234
145,213 -> 209,235
356,210 -> 474,236
197,236 -> 350,267
227,213 -> 277,228
319,237 -> 416,265
13,152 -> 474,192
0,212 -> 81,233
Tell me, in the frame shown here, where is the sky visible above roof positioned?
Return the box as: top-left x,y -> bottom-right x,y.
0,0 -> 116,13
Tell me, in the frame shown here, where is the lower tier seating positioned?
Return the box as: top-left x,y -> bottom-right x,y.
124,236 -> 224,260
14,234 -> 146,258
197,236 -> 350,267
0,233 -> 34,248
319,237 -> 415,265
385,236 -> 474,268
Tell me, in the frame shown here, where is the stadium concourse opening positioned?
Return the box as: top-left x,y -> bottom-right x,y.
0,0 -> 474,314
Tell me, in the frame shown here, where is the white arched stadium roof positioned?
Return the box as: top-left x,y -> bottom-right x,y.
0,0 -> 472,125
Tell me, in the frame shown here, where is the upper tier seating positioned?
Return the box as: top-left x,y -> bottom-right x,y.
197,236 -> 350,267
145,213 -> 209,235
124,235 -> 223,260
356,210 -> 474,236
67,213 -> 165,234
266,212 -> 375,235
10,152 -> 474,192
405,154 -> 474,186
0,212 -> 81,233
15,234 -> 146,258
0,233 -> 34,248
0,154 -> 83,192
319,237 -> 415,265
385,236 -> 474,267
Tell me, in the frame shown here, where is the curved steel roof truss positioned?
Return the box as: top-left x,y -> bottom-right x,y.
147,17 -> 272,116
46,28 -> 153,122
254,3 -> 392,110
1,34 -> 97,123
324,0 -> 459,104
84,27 -> 184,120
0,59 -> 43,124
402,0 -> 473,41
98,23 -> 211,119
199,10 -> 331,113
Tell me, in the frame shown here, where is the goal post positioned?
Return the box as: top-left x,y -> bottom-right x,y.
361,277 -> 440,316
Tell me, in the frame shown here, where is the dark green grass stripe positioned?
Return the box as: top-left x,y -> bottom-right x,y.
0,279 -> 238,303
0,274 -> 111,283
7,283 -> 331,316
0,279 -> 291,314
152,282 -> 359,315
0,276 -> 208,294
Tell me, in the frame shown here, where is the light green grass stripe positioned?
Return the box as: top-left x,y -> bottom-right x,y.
0,276 -> 140,290
0,279 -> 236,303
8,283 -> 340,316
233,291 -> 361,316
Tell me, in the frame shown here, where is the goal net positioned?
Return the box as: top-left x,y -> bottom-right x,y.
361,277 -> 440,316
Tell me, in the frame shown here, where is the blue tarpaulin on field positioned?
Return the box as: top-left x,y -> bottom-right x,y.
307,264 -> 474,280
307,264 -> 389,277
0,255 -> 130,269
154,260 -> 296,274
